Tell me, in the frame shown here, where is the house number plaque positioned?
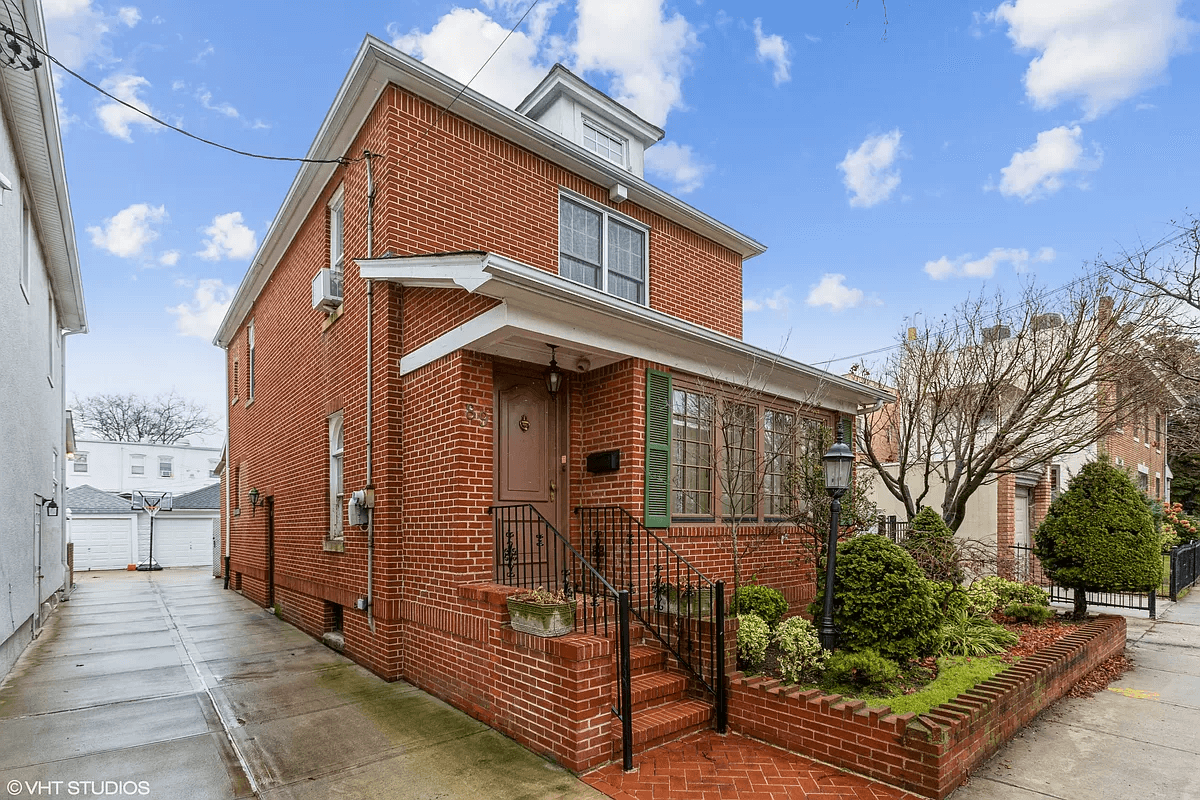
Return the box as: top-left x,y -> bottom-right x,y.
519,414 -> 530,432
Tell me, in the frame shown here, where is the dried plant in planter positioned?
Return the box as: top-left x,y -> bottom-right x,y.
506,586 -> 575,637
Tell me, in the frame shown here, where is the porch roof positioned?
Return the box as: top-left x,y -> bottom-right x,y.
357,252 -> 893,415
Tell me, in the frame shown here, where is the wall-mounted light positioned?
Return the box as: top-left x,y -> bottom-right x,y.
248,487 -> 262,516
545,344 -> 563,396
44,499 -> 59,517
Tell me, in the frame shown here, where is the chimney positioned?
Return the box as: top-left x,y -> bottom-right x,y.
1098,295 -> 1114,326
983,325 -> 1011,344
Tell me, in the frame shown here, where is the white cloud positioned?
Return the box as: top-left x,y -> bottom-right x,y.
753,18 -> 791,85
117,6 -> 140,27
743,287 -> 791,313
168,279 -> 234,340
997,125 -> 1101,201
645,141 -> 710,194
42,0 -> 111,70
838,129 -> 903,208
197,89 -> 239,118
197,212 -> 257,261
159,250 -> 180,266
391,8 -> 548,108
192,42 -> 214,64
991,0 -> 1197,120
924,246 -> 1056,280
96,74 -> 158,141
86,203 -> 166,258
481,0 -> 565,42
806,274 -> 864,311
572,0 -> 697,127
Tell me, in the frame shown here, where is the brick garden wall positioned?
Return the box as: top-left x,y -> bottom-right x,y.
728,614 -> 1126,799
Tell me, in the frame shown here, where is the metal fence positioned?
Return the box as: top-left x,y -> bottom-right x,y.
1168,539 -> 1200,601
1008,543 -> 1158,617
876,515 -> 910,545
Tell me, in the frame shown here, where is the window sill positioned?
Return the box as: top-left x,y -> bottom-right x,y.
244,398 -> 255,409
230,396 -> 239,407
323,539 -> 345,553
233,508 -> 241,517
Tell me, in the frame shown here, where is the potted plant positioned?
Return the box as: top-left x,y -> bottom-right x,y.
506,586 -> 575,637
654,581 -> 715,617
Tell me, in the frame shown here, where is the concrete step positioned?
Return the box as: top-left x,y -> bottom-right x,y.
629,670 -> 688,712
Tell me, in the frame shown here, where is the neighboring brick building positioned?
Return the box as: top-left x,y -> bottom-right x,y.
213,38 -> 890,770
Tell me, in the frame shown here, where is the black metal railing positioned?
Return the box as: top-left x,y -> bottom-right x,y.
488,504 -> 635,770
1008,543 -> 1157,618
576,506 -> 727,732
1168,539 -> 1200,601
876,515 -> 910,545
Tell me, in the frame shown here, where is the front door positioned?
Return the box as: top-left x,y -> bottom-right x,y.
494,366 -> 566,587
1014,487 -> 1032,581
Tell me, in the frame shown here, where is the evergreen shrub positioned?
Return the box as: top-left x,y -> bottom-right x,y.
731,584 -> 788,628
904,507 -> 963,584
736,614 -> 771,670
773,617 -> 826,684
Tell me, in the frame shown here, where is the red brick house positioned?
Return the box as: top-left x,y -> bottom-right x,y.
214,36 -> 890,771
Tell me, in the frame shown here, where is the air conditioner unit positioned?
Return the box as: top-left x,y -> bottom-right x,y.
312,268 -> 343,311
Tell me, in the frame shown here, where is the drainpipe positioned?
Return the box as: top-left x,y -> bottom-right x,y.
364,150 -> 377,633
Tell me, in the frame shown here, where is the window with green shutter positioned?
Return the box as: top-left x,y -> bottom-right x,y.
645,369 -> 672,527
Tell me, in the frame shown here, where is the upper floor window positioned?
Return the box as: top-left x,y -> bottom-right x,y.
247,321 -> 256,402
329,412 -> 344,540
159,456 -> 173,478
231,358 -> 239,405
329,186 -> 345,299
73,452 -> 89,473
583,119 -> 626,167
558,194 -> 647,305
130,454 -> 145,476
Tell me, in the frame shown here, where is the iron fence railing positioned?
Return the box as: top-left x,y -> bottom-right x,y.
1008,543 -> 1157,618
1168,539 -> 1200,601
876,515 -> 910,545
488,503 -> 635,769
576,506 -> 727,733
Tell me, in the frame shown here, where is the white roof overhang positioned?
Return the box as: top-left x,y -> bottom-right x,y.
214,35 -> 764,347
358,252 -> 893,414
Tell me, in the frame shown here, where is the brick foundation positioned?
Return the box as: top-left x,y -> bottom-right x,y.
728,614 -> 1126,799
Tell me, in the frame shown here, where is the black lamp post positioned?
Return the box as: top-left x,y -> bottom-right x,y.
818,437 -> 854,651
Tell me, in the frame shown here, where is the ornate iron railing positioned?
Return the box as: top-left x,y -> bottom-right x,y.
488,504 -> 634,769
576,505 -> 727,732
1168,539 -> 1200,601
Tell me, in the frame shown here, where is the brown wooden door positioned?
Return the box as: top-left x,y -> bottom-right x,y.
494,366 -> 566,587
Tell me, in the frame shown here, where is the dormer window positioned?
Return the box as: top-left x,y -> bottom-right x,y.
559,193 -> 647,305
583,119 -> 626,168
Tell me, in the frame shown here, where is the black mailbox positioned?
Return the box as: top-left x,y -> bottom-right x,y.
586,449 -> 621,474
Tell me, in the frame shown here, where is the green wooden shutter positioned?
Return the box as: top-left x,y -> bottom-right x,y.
645,368 -> 672,528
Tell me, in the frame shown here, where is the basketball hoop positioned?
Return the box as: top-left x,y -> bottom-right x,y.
133,490 -> 172,571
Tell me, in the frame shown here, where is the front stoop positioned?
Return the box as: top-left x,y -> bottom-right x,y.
612,636 -> 714,759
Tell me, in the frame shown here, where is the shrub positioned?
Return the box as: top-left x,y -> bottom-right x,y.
736,614 -> 770,670
731,584 -> 788,628
930,580 -> 970,615
773,617 -> 826,684
969,576 -> 1049,615
965,581 -> 1001,616
1004,602 -> 1056,624
904,507 -> 963,584
938,607 -> 1019,657
815,534 -> 942,661
822,648 -> 900,691
1035,460 -> 1163,617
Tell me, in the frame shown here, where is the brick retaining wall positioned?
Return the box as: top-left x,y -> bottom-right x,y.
728,614 -> 1126,799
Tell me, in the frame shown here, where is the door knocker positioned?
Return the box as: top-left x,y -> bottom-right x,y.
519,414 -> 530,432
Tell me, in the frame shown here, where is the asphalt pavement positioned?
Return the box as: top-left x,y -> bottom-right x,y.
0,569 -> 604,800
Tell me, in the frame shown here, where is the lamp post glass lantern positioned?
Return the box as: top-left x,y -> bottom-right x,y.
545,344 -> 563,396
819,440 -> 853,651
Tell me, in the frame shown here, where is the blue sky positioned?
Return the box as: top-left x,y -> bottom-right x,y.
44,0 -> 1200,446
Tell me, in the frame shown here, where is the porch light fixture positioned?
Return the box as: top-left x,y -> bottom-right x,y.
818,432 -> 854,651
248,487 -> 262,516
44,499 -> 59,517
545,344 -> 563,396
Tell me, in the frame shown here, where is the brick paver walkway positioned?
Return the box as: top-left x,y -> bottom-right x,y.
582,731 -> 925,800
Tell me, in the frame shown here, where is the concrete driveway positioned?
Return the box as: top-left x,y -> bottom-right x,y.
0,569 -> 604,800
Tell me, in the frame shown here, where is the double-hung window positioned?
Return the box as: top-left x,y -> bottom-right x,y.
763,410 -> 796,517
329,412 -> 344,540
73,452 -> 88,474
159,457 -> 173,478
722,404 -> 757,519
329,186 -> 345,302
130,454 -> 145,476
559,194 -> 647,305
247,321 -> 256,403
671,388 -> 714,516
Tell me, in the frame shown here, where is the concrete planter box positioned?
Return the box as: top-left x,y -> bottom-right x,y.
506,597 -> 575,637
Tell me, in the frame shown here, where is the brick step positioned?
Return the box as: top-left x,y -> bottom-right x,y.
629,670 -> 688,712
612,698 -> 713,758
628,644 -> 665,676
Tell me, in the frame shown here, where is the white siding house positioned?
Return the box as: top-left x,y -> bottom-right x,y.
0,0 -> 88,680
70,439 -> 222,495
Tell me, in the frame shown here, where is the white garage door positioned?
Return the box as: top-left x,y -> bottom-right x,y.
152,517 -> 214,567
72,517 -> 135,570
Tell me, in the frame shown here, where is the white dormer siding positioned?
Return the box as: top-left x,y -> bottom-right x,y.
517,65 -> 664,180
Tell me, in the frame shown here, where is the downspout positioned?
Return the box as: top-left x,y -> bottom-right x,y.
364,150 -> 377,633
222,343 -> 231,589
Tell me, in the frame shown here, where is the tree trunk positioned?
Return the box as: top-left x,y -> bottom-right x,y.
1073,587 -> 1088,620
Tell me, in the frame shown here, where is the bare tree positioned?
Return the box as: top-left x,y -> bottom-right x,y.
73,390 -> 217,444
858,276 -> 1172,531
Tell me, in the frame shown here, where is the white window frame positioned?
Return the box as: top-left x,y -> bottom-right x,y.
329,185 -> 345,303
130,454 -> 145,476
582,117 -> 627,168
247,320 -> 256,404
557,190 -> 650,306
329,412 -> 344,540
159,456 -> 173,478
73,451 -> 89,474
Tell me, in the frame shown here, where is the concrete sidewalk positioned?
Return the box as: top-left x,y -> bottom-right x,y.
0,569 -> 604,800
951,592 -> 1200,799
